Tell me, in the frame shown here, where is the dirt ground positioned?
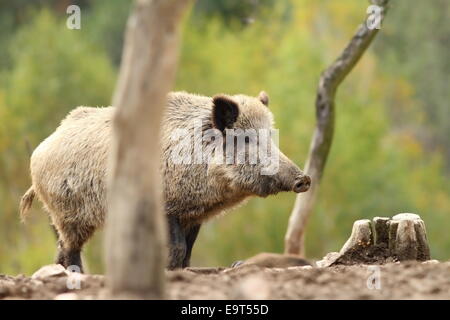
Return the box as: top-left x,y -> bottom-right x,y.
1,261 -> 449,300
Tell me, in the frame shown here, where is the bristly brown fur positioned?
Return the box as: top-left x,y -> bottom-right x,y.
21,91 -> 306,269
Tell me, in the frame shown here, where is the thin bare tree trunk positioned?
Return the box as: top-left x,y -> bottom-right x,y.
105,0 -> 191,299
285,0 -> 390,255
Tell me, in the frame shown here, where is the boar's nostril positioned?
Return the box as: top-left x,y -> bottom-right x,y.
294,181 -> 305,192
293,175 -> 311,193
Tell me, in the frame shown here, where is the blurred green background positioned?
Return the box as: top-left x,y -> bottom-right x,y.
0,0 -> 448,275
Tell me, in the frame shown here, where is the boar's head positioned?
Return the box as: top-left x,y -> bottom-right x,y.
208,91 -> 311,197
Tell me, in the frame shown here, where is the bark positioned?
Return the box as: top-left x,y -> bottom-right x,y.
285,0 -> 390,255
105,0 -> 191,298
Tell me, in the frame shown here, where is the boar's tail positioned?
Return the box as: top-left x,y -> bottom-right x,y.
19,186 -> 35,222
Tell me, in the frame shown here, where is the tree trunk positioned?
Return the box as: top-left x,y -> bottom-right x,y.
285,0 -> 390,256
105,0 -> 191,299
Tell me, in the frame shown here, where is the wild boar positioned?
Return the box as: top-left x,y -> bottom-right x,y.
20,91 -> 310,271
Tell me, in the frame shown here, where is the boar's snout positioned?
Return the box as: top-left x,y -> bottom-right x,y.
277,152 -> 311,194
292,175 -> 311,193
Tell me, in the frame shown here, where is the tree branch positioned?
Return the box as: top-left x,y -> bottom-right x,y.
285,0 -> 390,255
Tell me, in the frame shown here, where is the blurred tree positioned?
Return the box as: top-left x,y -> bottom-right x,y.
375,0 -> 450,169
193,0 -> 280,26
0,9 -> 115,274
83,0 -> 132,66
106,0 -> 190,298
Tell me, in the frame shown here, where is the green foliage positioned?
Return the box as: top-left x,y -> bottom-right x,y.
0,0 -> 448,275
179,1 -> 450,265
193,0 -> 279,26
82,0 -> 132,66
374,0 -> 450,168
5,9 -> 115,140
0,9 -> 115,274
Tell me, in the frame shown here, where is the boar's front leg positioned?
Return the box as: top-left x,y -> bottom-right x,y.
182,224 -> 201,268
167,215 -> 186,269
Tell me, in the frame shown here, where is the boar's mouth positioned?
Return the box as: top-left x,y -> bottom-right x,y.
254,174 -> 310,197
255,178 -> 291,197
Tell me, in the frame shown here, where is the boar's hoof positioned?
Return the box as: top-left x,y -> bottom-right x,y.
231,260 -> 245,268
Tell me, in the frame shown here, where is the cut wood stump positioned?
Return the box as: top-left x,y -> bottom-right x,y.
317,213 -> 431,267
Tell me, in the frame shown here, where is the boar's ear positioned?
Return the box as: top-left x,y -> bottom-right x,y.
258,91 -> 269,107
212,95 -> 239,132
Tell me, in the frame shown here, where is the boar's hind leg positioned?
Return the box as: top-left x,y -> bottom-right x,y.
55,239 -> 83,273
167,215 -> 187,270
56,223 -> 95,273
182,224 -> 201,268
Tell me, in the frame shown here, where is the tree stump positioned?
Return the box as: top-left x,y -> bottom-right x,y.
317,213 -> 431,267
